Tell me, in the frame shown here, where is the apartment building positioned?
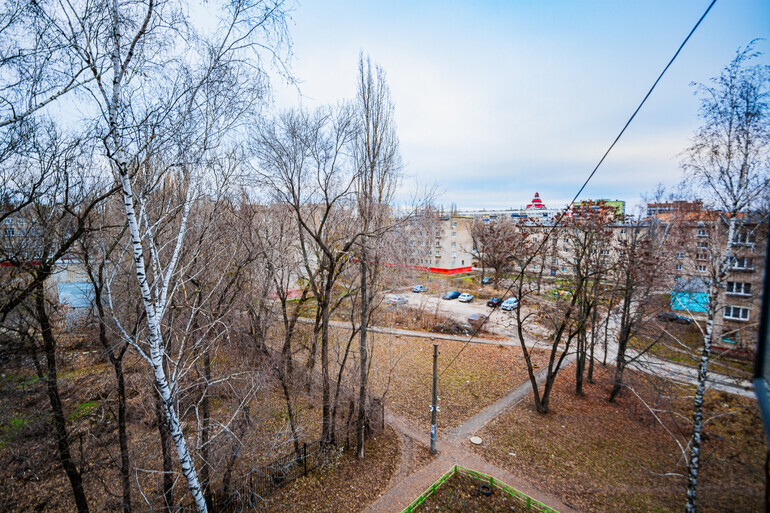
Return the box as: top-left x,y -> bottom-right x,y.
403,214 -> 475,274
657,204 -> 766,352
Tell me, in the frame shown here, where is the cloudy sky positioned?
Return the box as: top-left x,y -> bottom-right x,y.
271,0 -> 769,213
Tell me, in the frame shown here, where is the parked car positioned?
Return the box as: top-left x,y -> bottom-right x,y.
501,298 -> 519,311
487,297 -> 502,308
388,295 -> 408,305
481,276 -> 493,285
458,293 -> 474,303
656,312 -> 692,325
442,290 -> 461,300
468,313 -> 488,329
412,284 -> 428,293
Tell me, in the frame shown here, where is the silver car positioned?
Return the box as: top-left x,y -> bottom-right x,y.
501,298 -> 519,311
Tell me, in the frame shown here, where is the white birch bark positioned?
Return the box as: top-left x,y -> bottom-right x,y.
684,216 -> 737,513
118,168 -> 208,512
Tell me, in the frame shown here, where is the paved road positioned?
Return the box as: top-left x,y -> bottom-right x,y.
589,311 -> 755,398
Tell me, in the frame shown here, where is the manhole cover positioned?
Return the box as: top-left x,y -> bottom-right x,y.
469,436 -> 483,445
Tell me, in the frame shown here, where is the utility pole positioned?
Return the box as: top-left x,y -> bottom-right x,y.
430,343 -> 439,455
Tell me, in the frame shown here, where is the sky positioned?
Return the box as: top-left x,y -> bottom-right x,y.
270,0 -> 769,213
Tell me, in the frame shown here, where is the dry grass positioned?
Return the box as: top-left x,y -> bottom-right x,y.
366,333 -> 550,431
264,425 -> 400,512
0,333 -> 329,512
472,364 -> 765,513
374,305 -> 500,338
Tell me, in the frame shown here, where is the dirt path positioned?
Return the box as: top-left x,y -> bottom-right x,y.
363,358 -> 579,513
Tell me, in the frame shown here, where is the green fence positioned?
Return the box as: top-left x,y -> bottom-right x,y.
400,465 -> 560,513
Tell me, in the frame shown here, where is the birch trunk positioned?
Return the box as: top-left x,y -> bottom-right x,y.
118,168 -> 208,512
685,217 -> 737,512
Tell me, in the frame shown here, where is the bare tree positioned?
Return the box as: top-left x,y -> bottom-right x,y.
608,214 -> 664,402
352,54 -> 401,459
471,216 -> 517,287
255,105 -> 361,444
0,130 -> 112,512
680,43 -> 769,513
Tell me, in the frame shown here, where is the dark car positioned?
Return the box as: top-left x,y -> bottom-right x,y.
442,290 -> 461,300
656,312 -> 692,325
487,297 -> 502,308
468,313 -> 488,329
481,276 -> 493,285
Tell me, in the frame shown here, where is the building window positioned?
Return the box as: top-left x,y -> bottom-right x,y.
452,222 -> 457,228
435,251 -> 440,257
3,228 -> 13,237
561,266 -> 567,272
698,265 -> 707,273
677,252 -> 684,259
435,241 -> 440,247
732,231 -> 756,246
696,253 -> 707,260
451,241 -> 456,247
435,259 -> 440,265
435,231 -> 440,237
731,257 -> 753,270
620,228 -> 626,234
674,275 -> 681,281
697,229 -> 708,237
724,306 -> 750,321
696,242 -> 708,249
600,249 -> 609,256
552,258 -> 557,264
675,264 -> 683,271
452,231 -> 456,237
726,281 -> 752,296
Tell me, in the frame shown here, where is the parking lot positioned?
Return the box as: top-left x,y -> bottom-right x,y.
390,289 -> 525,336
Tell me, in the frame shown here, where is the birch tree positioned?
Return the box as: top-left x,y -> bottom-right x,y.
680,43 -> 769,512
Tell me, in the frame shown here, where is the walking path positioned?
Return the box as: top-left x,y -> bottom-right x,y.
307,313 -> 753,511
363,360 -> 578,513
306,316 -> 754,397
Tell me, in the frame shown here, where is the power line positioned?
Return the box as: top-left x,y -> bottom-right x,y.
439,0 -> 718,378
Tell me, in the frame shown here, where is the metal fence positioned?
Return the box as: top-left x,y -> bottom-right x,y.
401,465 -> 560,513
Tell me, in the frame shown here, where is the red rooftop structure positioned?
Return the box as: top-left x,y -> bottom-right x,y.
526,192 -> 547,210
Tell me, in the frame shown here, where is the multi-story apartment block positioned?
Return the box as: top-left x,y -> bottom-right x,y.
403,214 -> 475,274
651,202 -> 766,353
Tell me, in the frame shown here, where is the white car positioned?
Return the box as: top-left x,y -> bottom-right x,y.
458,293 -> 474,303
388,295 -> 408,305
501,298 -> 519,311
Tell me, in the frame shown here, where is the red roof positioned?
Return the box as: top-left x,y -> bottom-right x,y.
526,192 -> 547,210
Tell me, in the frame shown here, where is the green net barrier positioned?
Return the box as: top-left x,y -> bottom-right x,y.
401,465 -> 559,513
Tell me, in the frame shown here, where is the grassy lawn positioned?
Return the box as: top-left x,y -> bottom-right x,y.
365,332 -> 550,432
471,364 -> 765,512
